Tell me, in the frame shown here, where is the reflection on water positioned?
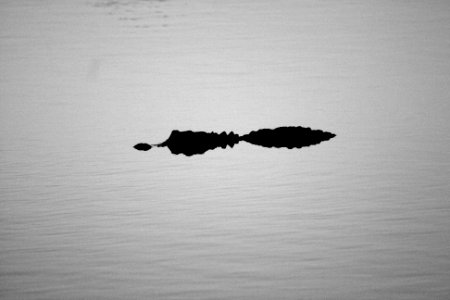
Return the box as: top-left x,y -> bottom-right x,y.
93,0 -> 169,28
1,0 -> 450,299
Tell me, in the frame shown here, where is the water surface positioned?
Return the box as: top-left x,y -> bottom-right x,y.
1,1 -> 449,299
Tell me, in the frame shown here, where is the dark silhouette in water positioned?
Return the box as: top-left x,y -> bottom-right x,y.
134,143 -> 152,151
160,130 -> 240,156
241,127 -> 335,149
134,126 -> 336,156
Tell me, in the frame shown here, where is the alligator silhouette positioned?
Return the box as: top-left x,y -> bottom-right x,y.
134,126 -> 336,156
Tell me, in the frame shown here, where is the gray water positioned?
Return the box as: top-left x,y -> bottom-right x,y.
1,1 -> 450,299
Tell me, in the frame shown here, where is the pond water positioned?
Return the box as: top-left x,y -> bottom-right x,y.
1,1 -> 449,299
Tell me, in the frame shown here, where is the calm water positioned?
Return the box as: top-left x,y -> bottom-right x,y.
1,1 -> 450,299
